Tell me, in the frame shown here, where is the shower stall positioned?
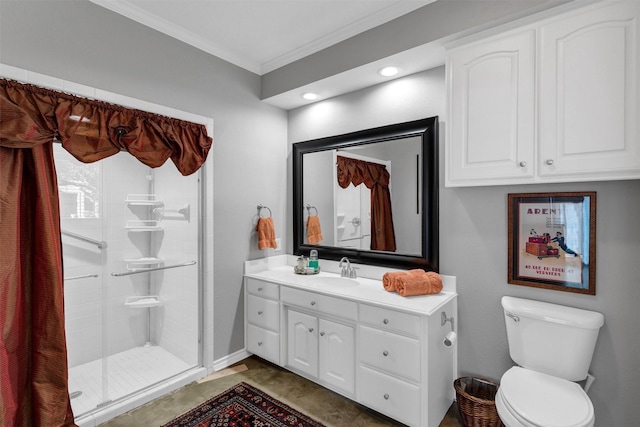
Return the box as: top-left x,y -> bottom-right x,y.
56,143 -> 203,419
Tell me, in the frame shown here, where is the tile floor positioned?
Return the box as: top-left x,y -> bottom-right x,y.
70,346 -> 192,417
98,356 -> 464,426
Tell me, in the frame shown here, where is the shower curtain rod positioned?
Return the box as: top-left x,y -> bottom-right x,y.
61,230 -> 107,249
111,260 -> 197,277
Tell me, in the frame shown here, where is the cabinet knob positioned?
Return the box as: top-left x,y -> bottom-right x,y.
546,159 -> 554,165
320,332 -> 325,336
519,161 -> 527,167
257,287 -> 263,292
257,311 -> 263,315
383,351 -> 389,357
383,318 -> 389,324
310,301 -> 316,306
384,394 -> 389,400
257,341 -> 263,346
308,328 -> 314,333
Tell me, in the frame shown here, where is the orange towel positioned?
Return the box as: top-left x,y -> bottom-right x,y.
395,271 -> 443,297
256,217 -> 277,250
382,269 -> 425,292
306,215 -> 323,244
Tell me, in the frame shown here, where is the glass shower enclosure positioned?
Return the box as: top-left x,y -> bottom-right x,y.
56,143 -> 202,417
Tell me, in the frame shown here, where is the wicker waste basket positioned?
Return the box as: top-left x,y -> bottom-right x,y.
454,377 -> 504,427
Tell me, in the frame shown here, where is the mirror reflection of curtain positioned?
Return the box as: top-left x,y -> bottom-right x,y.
336,156 -> 396,252
0,78 -> 211,425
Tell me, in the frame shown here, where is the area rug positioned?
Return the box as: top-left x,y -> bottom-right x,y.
161,381 -> 325,427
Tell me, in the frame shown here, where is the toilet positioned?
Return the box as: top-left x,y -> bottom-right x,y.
496,296 -> 604,427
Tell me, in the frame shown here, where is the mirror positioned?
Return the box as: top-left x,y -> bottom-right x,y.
293,117 -> 438,270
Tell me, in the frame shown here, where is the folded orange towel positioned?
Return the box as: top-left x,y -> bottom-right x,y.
256,217 -> 277,250
395,271 -> 443,297
306,215 -> 323,244
382,269 -> 425,292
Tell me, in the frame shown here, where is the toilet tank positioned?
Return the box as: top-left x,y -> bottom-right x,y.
501,296 -> 604,381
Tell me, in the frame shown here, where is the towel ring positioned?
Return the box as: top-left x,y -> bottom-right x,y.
257,204 -> 272,218
305,204 -> 318,216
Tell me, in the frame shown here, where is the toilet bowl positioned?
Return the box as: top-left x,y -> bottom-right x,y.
496,367 -> 594,427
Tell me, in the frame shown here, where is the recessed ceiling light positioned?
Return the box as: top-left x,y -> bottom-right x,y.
378,66 -> 400,77
301,92 -> 319,101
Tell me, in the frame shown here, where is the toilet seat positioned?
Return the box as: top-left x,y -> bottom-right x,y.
497,367 -> 594,427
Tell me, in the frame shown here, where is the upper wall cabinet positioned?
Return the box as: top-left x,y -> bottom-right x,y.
446,1 -> 640,187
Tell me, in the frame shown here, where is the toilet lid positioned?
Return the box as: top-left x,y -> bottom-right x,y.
500,367 -> 594,427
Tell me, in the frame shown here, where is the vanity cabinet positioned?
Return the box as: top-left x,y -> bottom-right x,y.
446,1 -> 640,187
283,287 -> 356,396
245,278 -> 280,364
243,259 -> 457,427
358,305 -> 422,426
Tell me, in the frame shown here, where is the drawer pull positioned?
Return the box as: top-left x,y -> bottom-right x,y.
257,311 -> 263,315
257,341 -> 263,346
383,350 -> 389,357
257,287 -> 263,292
383,394 -> 389,400
310,301 -> 316,306
309,328 -> 314,333
383,318 -> 389,324
546,159 -> 554,166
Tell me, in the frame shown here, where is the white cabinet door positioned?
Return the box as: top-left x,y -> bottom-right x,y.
287,310 -> 318,378
538,1 -> 640,178
447,29 -> 536,186
319,318 -> 355,395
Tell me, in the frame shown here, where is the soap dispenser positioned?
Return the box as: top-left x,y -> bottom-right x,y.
308,249 -> 319,273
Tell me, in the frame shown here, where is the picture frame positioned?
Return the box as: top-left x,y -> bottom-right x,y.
508,192 -> 596,295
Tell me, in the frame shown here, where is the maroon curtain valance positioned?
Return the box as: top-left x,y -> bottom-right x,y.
0,78 -> 212,175
336,156 -> 396,252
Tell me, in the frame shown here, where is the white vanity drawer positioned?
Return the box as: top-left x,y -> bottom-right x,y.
359,325 -> 420,381
246,278 -> 279,300
281,287 -> 357,321
359,304 -> 420,337
247,324 -> 279,364
358,365 -> 420,427
247,294 -> 279,331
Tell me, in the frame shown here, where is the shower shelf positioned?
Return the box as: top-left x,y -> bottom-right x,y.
125,194 -> 163,206
125,295 -> 162,308
126,220 -> 162,231
125,257 -> 164,271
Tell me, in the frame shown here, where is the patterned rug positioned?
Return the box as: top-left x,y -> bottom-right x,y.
161,382 -> 325,427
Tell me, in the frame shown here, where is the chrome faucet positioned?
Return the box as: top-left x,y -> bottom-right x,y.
339,257 -> 357,278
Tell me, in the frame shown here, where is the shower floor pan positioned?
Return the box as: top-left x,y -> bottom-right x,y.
69,345 -> 193,418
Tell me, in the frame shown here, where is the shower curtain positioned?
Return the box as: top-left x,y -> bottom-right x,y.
336,155 -> 396,252
0,78 -> 211,426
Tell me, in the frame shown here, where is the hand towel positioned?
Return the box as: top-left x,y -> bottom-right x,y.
306,215 -> 323,244
395,271 -> 443,297
382,269 -> 425,292
256,217 -> 277,250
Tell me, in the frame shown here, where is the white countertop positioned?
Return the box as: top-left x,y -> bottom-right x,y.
244,256 -> 457,316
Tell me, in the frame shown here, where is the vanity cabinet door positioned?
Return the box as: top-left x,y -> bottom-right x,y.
446,28 -> 536,186
287,309 -> 318,378
319,318 -> 355,395
538,1 -> 640,178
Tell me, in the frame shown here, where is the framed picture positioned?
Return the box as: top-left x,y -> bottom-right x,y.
508,192 -> 596,295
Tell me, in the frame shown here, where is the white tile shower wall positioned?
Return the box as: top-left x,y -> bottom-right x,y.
152,166 -> 200,366
103,153 -> 156,356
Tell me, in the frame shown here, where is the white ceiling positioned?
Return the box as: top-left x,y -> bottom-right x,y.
89,0 -> 435,76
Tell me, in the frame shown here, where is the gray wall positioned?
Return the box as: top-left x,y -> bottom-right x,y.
288,67 -> 640,427
0,1 -> 288,360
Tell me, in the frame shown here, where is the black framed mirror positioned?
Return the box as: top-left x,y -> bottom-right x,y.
293,116 -> 438,270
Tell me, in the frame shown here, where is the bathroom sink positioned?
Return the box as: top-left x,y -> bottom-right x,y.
306,276 -> 360,287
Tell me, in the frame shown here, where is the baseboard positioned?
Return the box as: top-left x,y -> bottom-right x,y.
211,348 -> 251,373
